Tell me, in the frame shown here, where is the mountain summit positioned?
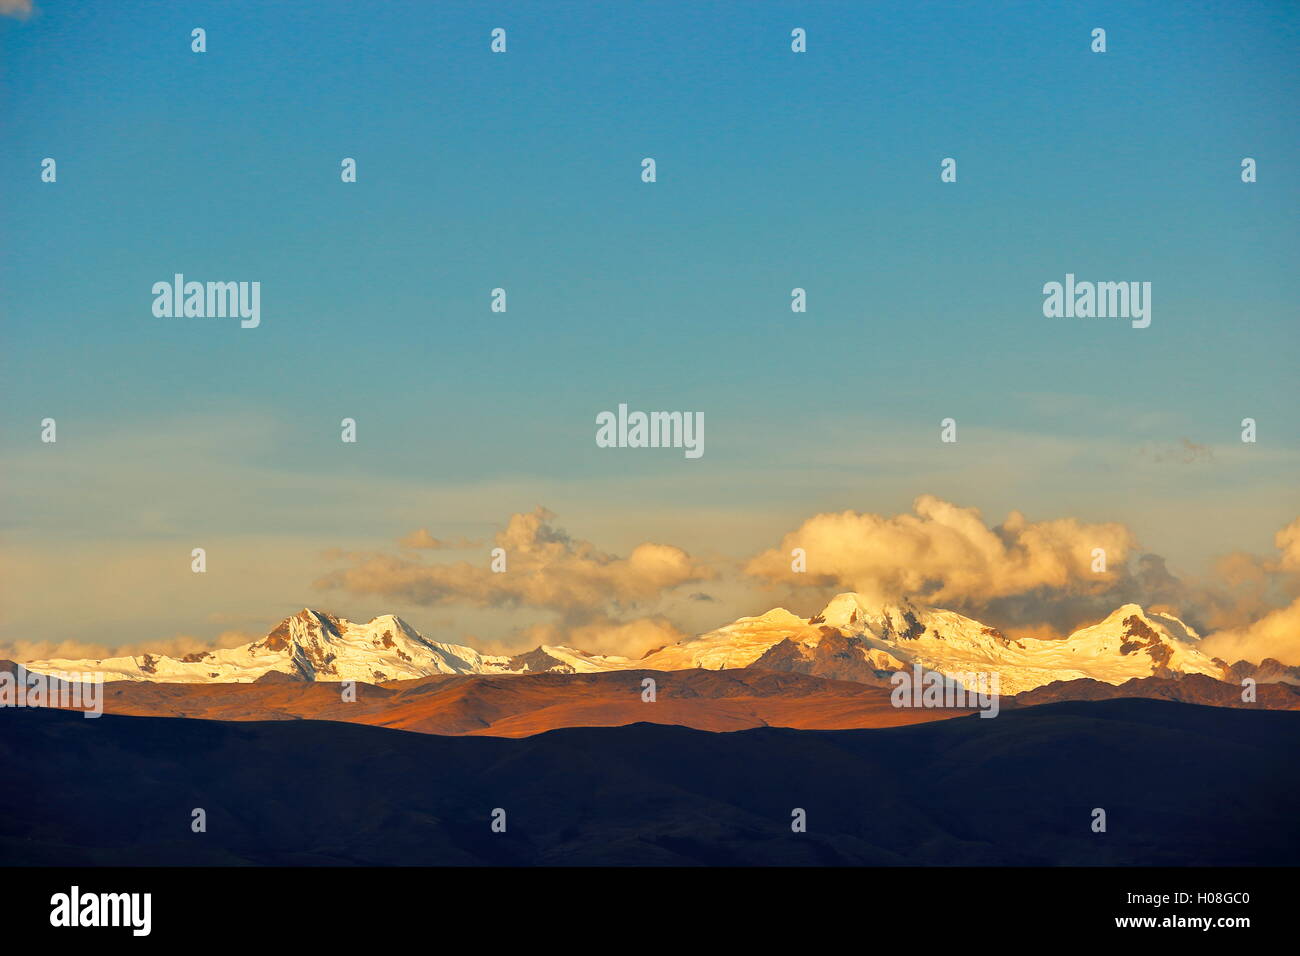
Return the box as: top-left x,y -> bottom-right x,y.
537,593 -> 1240,693
20,594 -> 1279,693
791,593 -> 1227,694
25,609 -> 517,684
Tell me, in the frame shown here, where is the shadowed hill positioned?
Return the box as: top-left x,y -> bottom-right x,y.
45,667 -> 973,735
1006,672 -> 1300,710
2,698 -> 1296,866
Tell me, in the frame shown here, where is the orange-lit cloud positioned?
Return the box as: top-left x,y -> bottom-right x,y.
1197,517 -> 1300,665
0,630 -> 256,665
0,0 -> 33,20
1201,598 -> 1300,667
316,507 -> 712,620
1276,517 -> 1300,572
505,615 -> 687,659
745,494 -> 1135,606
399,528 -> 479,550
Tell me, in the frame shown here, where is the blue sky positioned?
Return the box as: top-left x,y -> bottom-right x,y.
2,1 -> 1297,651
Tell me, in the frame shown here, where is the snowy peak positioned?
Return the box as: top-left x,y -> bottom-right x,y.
1060,604 -> 1214,684
1092,604 -> 1201,643
247,608 -> 440,681
1066,604 -> 1197,654
20,598 -> 1238,695
810,593 -> 982,644
525,607 -> 832,674
753,607 -> 806,626
23,609 -> 514,684
758,594 -> 1227,694
635,607 -> 835,671
809,592 -> 874,630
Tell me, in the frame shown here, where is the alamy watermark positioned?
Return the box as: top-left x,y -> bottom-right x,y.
595,403 -> 704,459
890,664 -> 1000,718
152,274 -> 260,328
1043,273 -> 1151,328
50,886 -> 150,936
0,665 -> 103,717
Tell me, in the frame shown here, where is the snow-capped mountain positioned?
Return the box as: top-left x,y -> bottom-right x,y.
536,608 -> 829,673
23,609 -> 522,684
20,594 -> 1252,693
787,593 -> 1226,694
530,593 -> 1234,694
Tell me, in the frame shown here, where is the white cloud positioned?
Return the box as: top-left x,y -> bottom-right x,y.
745,494 -> 1135,606
0,0 -> 33,20
316,507 -> 712,620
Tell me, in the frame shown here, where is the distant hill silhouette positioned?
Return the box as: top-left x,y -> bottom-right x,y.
1006,672 -> 1300,710
2,698 -> 1297,865
21,666 -> 970,735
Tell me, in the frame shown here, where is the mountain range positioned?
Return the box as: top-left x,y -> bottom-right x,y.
22,593 -> 1298,694
8,599 -> 1300,867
